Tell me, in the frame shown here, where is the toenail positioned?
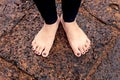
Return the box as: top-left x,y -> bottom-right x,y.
88,46 -> 91,49
35,51 -> 38,54
85,45 -> 87,47
38,53 -> 41,55
86,50 -> 88,52
77,53 -> 81,56
32,48 -> 35,50
43,53 -> 46,55
83,52 -> 85,54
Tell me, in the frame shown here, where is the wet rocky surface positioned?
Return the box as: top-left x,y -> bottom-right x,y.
91,37 -> 120,80
83,0 -> 120,30
0,0 -> 34,38
0,0 -> 120,80
0,58 -> 34,80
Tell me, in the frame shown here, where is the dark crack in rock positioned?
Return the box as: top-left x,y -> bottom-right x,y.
0,58 -> 34,80
83,0 -> 120,30
91,37 -> 120,80
0,0 -> 33,37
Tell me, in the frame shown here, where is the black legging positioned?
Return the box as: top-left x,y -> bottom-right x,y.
33,0 -> 82,24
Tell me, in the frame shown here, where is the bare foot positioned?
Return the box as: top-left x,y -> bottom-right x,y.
61,16 -> 91,57
32,18 -> 60,57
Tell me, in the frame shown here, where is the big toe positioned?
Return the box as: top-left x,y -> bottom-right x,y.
42,47 -> 51,57
73,47 -> 82,57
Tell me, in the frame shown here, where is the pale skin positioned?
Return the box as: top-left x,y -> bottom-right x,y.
32,15 -> 91,57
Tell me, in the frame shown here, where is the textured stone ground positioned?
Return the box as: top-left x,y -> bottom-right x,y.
0,0 -> 120,80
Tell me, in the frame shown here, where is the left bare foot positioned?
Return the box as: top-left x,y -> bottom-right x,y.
61,16 -> 91,57
32,17 -> 60,57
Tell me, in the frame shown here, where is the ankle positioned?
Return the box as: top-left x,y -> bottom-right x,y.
44,16 -> 60,26
60,15 -> 76,24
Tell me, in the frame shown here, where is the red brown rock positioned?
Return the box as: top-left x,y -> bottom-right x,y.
0,0 -> 119,79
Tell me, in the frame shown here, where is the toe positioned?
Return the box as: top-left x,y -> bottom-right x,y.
42,47 -> 51,57
82,46 -> 87,54
38,47 -> 44,55
36,46 -> 42,55
76,52 -> 81,57
32,41 -> 36,51
85,43 -> 89,52
86,39 -> 91,50
86,39 -> 91,46
35,46 -> 39,54
79,47 -> 84,55
32,40 -> 35,46
72,47 -> 81,57
32,43 -> 37,51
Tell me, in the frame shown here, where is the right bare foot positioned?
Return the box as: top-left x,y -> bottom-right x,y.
61,16 -> 91,57
32,17 -> 60,57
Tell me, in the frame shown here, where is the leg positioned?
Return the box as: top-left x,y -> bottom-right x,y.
61,0 -> 91,57
33,0 -> 57,24
62,0 -> 81,22
32,0 -> 60,57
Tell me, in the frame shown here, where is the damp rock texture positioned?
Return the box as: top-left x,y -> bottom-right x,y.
91,37 -> 120,80
83,0 -> 120,30
0,58 -> 34,80
0,0 -> 34,37
0,0 -> 120,80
